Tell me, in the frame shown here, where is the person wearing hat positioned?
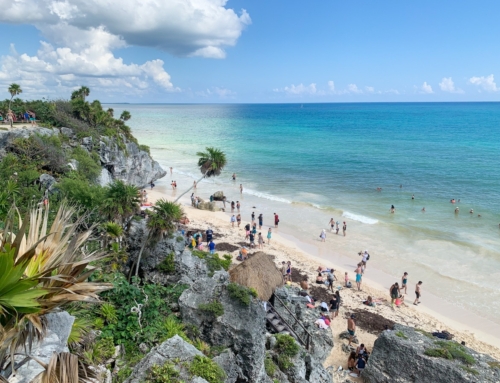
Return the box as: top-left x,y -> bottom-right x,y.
361,250 -> 370,268
347,314 -> 356,346
206,227 -> 213,245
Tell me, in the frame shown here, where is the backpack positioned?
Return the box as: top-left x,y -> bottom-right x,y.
366,254 -> 370,260
346,281 -> 352,288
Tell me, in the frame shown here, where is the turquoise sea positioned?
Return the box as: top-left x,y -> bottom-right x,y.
112,103 -> 500,327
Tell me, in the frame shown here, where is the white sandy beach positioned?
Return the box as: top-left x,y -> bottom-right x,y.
142,180 -> 500,374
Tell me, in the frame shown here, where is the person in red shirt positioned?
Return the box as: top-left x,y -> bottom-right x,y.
274,213 -> 279,228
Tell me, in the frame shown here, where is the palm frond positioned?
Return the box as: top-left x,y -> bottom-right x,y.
32,352 -> 97,383
196,147 -> 227,178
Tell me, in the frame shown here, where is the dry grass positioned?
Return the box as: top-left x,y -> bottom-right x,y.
229,252 -> 283,301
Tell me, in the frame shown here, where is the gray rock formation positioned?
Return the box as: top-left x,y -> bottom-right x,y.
39,173 -> 56,190
9,311 -> 75,383
124,335 -> 208,383
0,127 -> 58,157
212,349 -> 243,383
363,324 -> 500,383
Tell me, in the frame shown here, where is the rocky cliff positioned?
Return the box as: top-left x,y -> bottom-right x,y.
363,324 -> 500,383
0,126 -> 165,188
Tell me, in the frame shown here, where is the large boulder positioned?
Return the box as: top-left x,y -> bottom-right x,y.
363,324 -> 500,383
123,335 -> 208,383
9,311 -> 75,383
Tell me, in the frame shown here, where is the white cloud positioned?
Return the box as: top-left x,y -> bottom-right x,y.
278,83 -> 317,95
439,77 -> 464,94
365,86 -> 375,94
328,80 -> 335,92
469,74 -> 498,92
420,81 -> 434,94
0,0 -> 251,98
347,84 -> 362,93
197,86 -> 235,98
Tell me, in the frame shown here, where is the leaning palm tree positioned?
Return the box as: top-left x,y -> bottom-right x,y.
8,83 -> 22,111
134,199 -> 184,277
174,147 -> 227,203
119,110 -> 131,121
0,203 -> 111,381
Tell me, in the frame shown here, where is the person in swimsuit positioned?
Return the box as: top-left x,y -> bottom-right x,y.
267,228 -> 272,244
286,261 -> 292,282
251,211 -> 255,222
347,314 -> 356,346
390,282 -> 400,307
231,201 -> 235,212
240,184 -> 243,194
414,281 -> 422,305
347,351 -> 357,372
328,218 -> 335,232
320,229 -> 326,242
342,222 -> 347,236
336,221 -> 340,234
280,261 -> 287,283
354,263 -> 362,291
258,214 -> 263,229
274,213 -> 279,228
258,233 -> 264,249
400,272 -> 408,294
236,214 -> 241,227
236,201 -> 240,212
232,173 -> 236,181
390,205 -> 395,213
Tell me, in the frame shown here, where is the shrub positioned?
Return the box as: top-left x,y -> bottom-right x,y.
139,144 -> 151,155
275,334 -> 299,357
147,362 -> 180,383
93,336 -> 115,363
277,354 -> 294,370
163,316 -> 190,343
227,283 -> 255,306
188,355 -> 226,383
71,146 -> 102,182
100,302 -> 118,324
198,301 -> 224,317
191,250 -> 231,275
193,338 -> 211,356
415,328 -> 434,339
395,331 -> 408,339
176,236 -> 184,242
424,341 -> 475,365
264,355 -> 277,377
459,365 -> 479,375
157,253 -> 176,273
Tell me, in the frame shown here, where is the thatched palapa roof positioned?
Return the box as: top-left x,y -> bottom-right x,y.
229,252 -> 283,301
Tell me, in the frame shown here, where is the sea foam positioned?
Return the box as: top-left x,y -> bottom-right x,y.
342,211 -> 378,225
244,188 -> 292,204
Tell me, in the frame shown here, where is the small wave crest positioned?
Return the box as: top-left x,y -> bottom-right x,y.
292,201 -> 326,210
342,211 -> 378,225
244,188 -> 292,204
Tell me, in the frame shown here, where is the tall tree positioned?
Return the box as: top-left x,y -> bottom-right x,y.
135,199 -> 184,277
8,83 -> 22,111
120,110 -> 131,121
174,147 -> 227,203
102,180 -> 140,224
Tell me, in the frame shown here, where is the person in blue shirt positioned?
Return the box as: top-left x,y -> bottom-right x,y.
209,240 -> 216,254
356,355 -> 366,376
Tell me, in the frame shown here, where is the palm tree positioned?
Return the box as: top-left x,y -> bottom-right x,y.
119,110 -> 131,121
134,199 -> 184,277
8,83 -> 22,111
174,147 -> 227,203
107,108 -> 114,117
79,86 -> 90,101
0,203 -> 111,381
102,180 -> 140,224
102,221 -> 123,249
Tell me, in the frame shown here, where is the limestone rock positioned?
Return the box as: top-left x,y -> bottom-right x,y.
39,173 -> 56,190
363,324 -> 500,383
212,349 -> 243,383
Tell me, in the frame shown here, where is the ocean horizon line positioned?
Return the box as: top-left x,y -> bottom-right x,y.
102,100 -> 500,105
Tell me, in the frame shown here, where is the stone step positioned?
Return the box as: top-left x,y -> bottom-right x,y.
276,325 -> 286,332
271,319 -> 282,326
266,314 -> 276,320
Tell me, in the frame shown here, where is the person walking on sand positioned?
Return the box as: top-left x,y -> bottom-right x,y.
320,229 -> 326,242
345,272 -> 349,287
240,184 -> 243,194
206,227 -> 213,245
258,232 -> 264,249
236,214 -> 242,227
336,221 -> 340,234
342,221 -> 347,237
236,201 -> 241,212
347,314 -> 356,346
361,250 -> 369,268
267,228 -> 272,244
258,214 -> 263,229
171,181 -> 175,190
286,261 -> 292,282
230,215 -> 236,227
231,201 -> 235,212
400,272 -> 408,294
390,282 -> 400,308
414,281 -> 423,305
355,263 -> 363,291
274,213 -> 279,228
193,181 -> 197,189
328,218 -> 335,232
251,211 -> 255,223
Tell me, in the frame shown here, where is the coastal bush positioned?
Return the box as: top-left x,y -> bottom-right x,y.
227,283 -> 255,306
176,236 -> 184,242
157,252 -> 176,273
71,146 -> 102,182
59,176 -> 106,211
93,336 -> 115,364
191,250 -> 232,275
276,353 -> 294,370
68,317 -> 92,347
275,334 -> 299,358
424,341 -> 475,365
415,328 -> 434,339
139,144 -> 151,155
100,302 -> 118,324
163,315 -> 190,343
198,301 -> 224,317
193,338 -> 211,356
147,362 -> 181,383
395,331 -> 408,339
459,365 -> 479,375
188,355 -> 226,383
264,354 -> 277,377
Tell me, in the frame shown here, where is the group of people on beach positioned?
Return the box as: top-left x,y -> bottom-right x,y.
0,110 -> 36,127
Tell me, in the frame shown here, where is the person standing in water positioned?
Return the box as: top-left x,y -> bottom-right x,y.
320,229 -> 326,242
193,181 -> 197,189
336,221 -> 340,234
267,228 -> 272,244
231,201 -> 235,212
251,211 -> 255,223
328,218 -> 335,232
390,205 -> 395,213
240,184 -> 243,194
342,221 -> 347,236
414,281 -> 423,305
274,213 -> 279,228
258,214 -> 263,229
236,201 -> 241,212
169,167 -> 173,174
232,173 -> 236,181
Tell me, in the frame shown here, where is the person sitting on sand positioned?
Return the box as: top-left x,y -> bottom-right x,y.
347,351 -> 357,372
395,295 -> 405,307
314,317 -> 329,329
316,272 -> 324,284
237,247 -> 248,261
363,296 -> 376,307
320,314 -> 331,326
300,277 -> 309,291
355,355 -> 366,376
320,301 -> 329,313
356,343 -> 370,359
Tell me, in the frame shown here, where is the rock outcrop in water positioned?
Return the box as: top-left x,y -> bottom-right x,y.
0,126 -> 165,188
363,324 -> 500,383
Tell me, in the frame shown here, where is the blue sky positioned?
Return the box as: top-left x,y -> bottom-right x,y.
0,0 -> 499,102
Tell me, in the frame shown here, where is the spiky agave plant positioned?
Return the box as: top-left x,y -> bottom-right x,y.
0,203 -> 112,381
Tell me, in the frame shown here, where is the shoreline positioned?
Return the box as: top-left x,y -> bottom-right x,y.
144,181 -> 500,360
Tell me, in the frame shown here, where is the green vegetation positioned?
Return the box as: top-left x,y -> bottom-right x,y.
273,334 -> 299,371
264,354 -> 277,377
191,250 -> 232,276
488,361 -> 500,369
147,362 -> 181,383
395,331 -> 408,339
93,336 -> 115,364
188,355 -> 226,383
227,283 -> 256,306
459,365 -> 479,375
157,253 -> 176,273
415,328 -> 434,339
163,315 -> 190,343
100,303 -> 118,324
193,338 -> 211,356
424,340 -> 475,365
198,301 -> 224,317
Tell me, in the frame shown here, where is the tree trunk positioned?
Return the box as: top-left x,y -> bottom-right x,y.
173,173 -> 206,203
135,231 -> 150,278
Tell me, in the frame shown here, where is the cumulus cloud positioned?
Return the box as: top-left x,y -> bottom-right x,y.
365,86 -> 375,94
420,81 -> 434,94
277,83 -> 317,95
347,84 -> 362,94
328,80 -> 335,92
0,0 -> 251,97
439,77 -> 464,94
469,74 -> 498,92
